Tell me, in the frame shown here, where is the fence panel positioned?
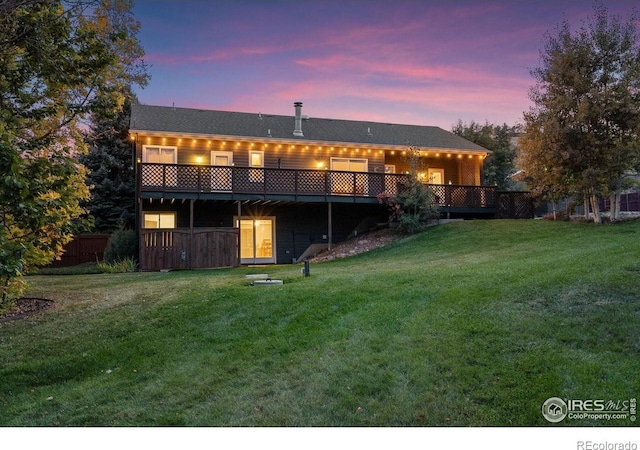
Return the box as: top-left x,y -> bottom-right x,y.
497,192 -> 535,219
46,234 -> 111,268
140,228 -> 239,271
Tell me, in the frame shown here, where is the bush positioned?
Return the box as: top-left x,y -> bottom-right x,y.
398,214 -> 426,234
378,176 -> 440,234
104,227 -> 137,264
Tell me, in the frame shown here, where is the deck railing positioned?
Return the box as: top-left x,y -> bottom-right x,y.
139,163 -> 498,209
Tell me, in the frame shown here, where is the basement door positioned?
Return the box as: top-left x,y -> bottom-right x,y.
235,217 -> 276,264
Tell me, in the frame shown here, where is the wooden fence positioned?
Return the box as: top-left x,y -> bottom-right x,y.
140,227 -> 239,271
46,234 -> 111,268
497,192 -> 535,219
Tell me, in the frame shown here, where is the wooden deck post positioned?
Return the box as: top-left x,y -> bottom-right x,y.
138,198 -> 145,270
237,200 -> 242,261
328,202 -> 333,251
189,199 -> 194,270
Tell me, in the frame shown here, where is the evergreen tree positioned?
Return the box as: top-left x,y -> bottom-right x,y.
82,92 -> 137,231
451,120 -> 518,190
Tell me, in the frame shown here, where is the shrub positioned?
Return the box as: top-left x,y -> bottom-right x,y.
378,176 -> 440,234
104,227 -> 137,264
377,146 -> 440,234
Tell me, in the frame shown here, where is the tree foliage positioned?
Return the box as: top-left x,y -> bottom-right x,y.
0,0 -> 148,305
451,120 -> 519,190
378,146 -> 439,234
81,91 -> 137,232
519,2 -> 640,223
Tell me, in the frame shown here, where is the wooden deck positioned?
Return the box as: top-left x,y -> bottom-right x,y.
138,163 -> 501,213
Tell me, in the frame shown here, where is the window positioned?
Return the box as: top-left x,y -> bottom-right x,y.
143,145 -> 177,164
331,157 -> 368,172
210,151 -> 233,191
142,145 -> 178,186
384,165 -> 397,195
249,150 -> 264,182
428,168 -> 445,184
330,157 -> 369,194
144,212 -> 176,229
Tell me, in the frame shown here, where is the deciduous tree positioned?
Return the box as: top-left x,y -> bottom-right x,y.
520,1 -> 640,223
0,0 -> 148,306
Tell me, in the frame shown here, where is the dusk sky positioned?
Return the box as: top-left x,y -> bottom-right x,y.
131,0 -> 639,130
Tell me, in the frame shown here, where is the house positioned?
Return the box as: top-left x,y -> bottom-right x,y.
130,102 -> 503,270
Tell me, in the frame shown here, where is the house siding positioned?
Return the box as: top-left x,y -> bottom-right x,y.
137,138 -> 387,172
384,154 -> 483,185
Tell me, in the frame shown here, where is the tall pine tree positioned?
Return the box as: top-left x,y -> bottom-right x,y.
82,92 -> 137,232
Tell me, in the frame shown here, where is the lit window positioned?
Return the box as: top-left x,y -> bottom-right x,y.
249,150 -> 264,182
144,213 -> 176,229
250,150 -> 264,167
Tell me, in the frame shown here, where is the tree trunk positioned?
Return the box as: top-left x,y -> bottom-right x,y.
610,177 -> 623,222
1,276 -> 10,307
610,191 -> 618,222
584,197 -> 590,221
589,192 -> 601,224
551,200 -> 557,220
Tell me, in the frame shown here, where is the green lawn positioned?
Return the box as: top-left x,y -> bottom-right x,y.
1,220 -> 639,426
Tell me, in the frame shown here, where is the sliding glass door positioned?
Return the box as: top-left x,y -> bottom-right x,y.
236,217 -> 276,264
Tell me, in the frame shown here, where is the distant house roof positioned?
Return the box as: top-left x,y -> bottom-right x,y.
130,104 -> 489,153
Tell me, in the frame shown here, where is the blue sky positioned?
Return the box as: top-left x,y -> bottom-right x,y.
131,0 -> 639,129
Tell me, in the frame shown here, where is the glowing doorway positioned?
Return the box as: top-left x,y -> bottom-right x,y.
236,217 -> 276,264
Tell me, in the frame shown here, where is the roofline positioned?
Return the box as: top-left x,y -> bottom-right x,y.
128,129 -> 491,155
